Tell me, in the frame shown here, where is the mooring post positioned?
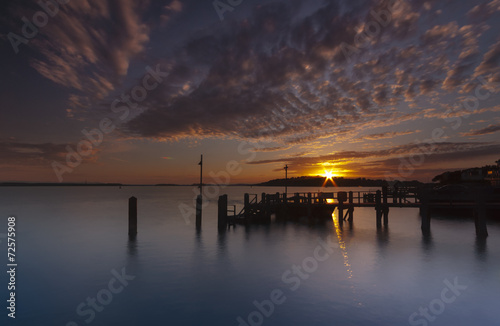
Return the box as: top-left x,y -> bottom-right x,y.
128,196 -> 137,236
382,186 -> 389,226
420,191 -> 431,232
263,193 -> 268,219
196,195 -> 202,229
375,190 -> 382,228
218,194 -> 228,230
276,192 -> 280,204
294,192 -> 300,204
348,191 -> 354,222
474,194 -> 488,238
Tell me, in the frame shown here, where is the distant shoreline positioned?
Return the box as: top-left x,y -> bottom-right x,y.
0,176 -> 424,187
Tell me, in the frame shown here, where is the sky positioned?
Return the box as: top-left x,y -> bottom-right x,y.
0,0 -> 499,184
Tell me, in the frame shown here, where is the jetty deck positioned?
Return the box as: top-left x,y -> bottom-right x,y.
217,186 -> 500,238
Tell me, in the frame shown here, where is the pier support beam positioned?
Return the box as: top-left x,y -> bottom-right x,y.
244,193 -> 250,219
218,195 -> 228,230
307,192 -> 312,219
348,191 -> 354,222
128,196 -> 137,236
338,192 -> 346,227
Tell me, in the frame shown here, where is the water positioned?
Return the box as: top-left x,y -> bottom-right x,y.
0,186 -> 499,326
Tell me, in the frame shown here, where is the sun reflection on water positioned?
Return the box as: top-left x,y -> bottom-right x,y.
332,210 -> 363,307
332,210 -> 353,279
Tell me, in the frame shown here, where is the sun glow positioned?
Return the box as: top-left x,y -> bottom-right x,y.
321,168 -> 337,187
323,170 -> 334,180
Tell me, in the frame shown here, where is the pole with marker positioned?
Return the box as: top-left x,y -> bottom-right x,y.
196,155 -> 203,228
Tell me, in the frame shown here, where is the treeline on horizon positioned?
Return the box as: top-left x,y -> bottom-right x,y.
432,163 -> 499,184
257,176 -> 423,187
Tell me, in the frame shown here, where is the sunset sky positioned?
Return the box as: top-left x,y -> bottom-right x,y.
1,0 -> 500,184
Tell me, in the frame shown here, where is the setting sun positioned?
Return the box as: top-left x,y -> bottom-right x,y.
321,168 -> 338,187
323,170 -> 335,180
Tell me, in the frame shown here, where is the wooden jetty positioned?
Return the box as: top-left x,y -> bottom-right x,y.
217,186 -> 500,238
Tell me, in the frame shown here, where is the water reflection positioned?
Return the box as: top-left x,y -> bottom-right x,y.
421,230 -> 434,253
332,211 -> 353,279
127,234 -> 137,257
332,211 -> 364,307
376,226 -> 390,247
217,229 -> 227,252
475,237 -> 487,261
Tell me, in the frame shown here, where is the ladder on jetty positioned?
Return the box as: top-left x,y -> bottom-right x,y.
217,186 -> 500,238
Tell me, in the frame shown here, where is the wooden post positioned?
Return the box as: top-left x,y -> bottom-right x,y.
474,195 -> 488,238
382,186 -> 389,226
244,193 -> 250,219
375,190 -> 382,228
284,165 -> 289,197
196,195 -> 202,229
218,195 -> 228,230
420,192 -> 431,232
338,192 -> 344,227
294,192 -> 300,204
307,193 -> 312,218
128,196 -> 137,236
348,191 -> 354,222
276,192 -> 280,204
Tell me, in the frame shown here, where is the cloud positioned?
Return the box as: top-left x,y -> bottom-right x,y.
4,0 -> 153,110
463,124 -> 500,136
161,0 -> 183,23
124,0 -> 463,142
467,0 -> 500,20
362,130 -> 419,140
474,39 -> 500,77
246,141 -> 500,180
0,141 -> 92,165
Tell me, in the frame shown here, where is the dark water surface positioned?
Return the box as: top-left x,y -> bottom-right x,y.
0,186 -> 499,326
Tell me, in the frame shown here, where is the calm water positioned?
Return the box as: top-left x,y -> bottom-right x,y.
0,186 -> 499,326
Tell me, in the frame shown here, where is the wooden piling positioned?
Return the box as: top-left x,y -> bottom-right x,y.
420,192 -> 431,232
382,186 -> 389,226
196,195 -> 202,229
128,196 -> 137,235
348,191 -> 354,222
244,193 -> 250,219
474,195 -> 488,238
307,193 -> 312,218
218,195 -> 228,230
375,190 -> 382,228
338,192 -> 345,226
